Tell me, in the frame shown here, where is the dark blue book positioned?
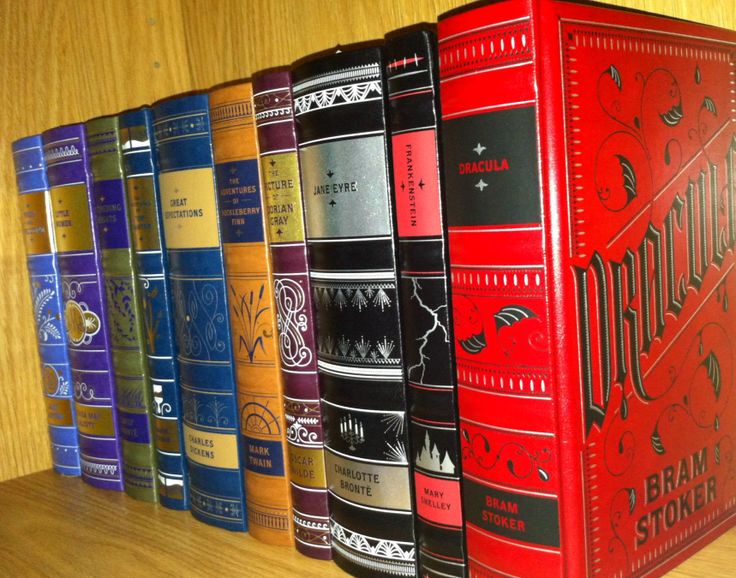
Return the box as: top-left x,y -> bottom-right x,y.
12,135 -> 81,477
120,107 -> 190,510
152,94 -> 247,530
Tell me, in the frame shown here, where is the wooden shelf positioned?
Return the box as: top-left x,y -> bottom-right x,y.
0,470 -> 732,577
0,470 -> 347,577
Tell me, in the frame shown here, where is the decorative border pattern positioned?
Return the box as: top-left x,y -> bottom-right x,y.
293,63 -> 381,93
294,81 -> 382,115
331,519 -> 415,562
439,21 -> 532,79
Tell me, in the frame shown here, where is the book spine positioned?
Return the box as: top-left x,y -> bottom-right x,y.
87,116 -> 158,502
293,47 -> 417,577
253,70 -> 332,559
42,124 -> 125,490
438,3 -> 562,577
12,135 -> 81,477
152,94 -> 247,531
120,107 -> 190,510
385,29 -> 466,578
210,82 -> 293,544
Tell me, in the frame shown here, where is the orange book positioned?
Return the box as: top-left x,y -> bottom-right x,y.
210,81 -> 293,544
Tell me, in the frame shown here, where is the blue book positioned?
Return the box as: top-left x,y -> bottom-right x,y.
12,135 -> 81,477
152,94 -> 247,530
120,107 -> 190,510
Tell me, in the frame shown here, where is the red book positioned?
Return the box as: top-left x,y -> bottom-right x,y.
438,1 -> 736,577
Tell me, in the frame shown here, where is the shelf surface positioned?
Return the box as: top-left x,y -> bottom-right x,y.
0,470 -> 346,577
0,470 -> 734,577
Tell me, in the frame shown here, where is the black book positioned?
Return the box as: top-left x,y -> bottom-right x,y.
386,27 -> 467,578
293,45 -> 417,577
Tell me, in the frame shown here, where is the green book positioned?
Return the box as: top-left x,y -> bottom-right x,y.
87,115 -> 158,501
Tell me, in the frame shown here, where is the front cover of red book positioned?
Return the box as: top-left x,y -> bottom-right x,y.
438,1 -> 736,576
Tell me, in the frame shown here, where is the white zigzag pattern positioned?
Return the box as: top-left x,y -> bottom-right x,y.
294,81 -> 382,114
330,520 -> 415,561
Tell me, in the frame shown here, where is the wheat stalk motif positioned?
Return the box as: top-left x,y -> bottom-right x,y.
351,289 -> 368,311
142,286 -> 161,355
338,335 -> 351,356
376,337 -> 395,359
231,283 -> 270,363
355,336 -> 370,358
324,335 -> 335,355
334,289 -> 347,310
373,288 -> 391,311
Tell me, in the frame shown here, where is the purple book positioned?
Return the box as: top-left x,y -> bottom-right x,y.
42,124 -> 125,490
253,71 -> 332,559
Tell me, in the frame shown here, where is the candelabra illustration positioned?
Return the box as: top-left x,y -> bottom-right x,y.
340,414 -> 366,451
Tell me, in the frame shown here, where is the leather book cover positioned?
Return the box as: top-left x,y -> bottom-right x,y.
87,115 -> 158,502
293,45 -> 417,577
210,81 -> 293,545
152,93 -> 247,531
42,124 -> 125,490
12,135 -> 81,477
120,107 -> 190,510
253,70 -> 332,559
385,28 -> 466,578
439,0 -> 736,576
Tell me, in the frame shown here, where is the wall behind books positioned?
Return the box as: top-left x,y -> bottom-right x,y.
0,0 -> 732,482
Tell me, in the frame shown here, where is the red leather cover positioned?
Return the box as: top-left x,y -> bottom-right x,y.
439,1 -> 736,576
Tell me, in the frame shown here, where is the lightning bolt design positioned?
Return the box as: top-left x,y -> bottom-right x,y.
407,279 -> 449,384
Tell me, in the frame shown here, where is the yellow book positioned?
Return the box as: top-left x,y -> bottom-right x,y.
210,81 -> 293,545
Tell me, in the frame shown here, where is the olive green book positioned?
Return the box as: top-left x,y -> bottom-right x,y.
87,115 -> 158,502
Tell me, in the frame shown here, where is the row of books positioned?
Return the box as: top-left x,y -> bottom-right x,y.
15,24 -> 461,578
12,1 -> 736,577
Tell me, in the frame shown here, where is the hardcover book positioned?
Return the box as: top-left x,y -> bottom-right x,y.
210,81 -> 293,545
87,115 -> 158,502
253,70 -> 332,558
120,107 -> 190,509
152,93 -> 247,530
42,124 -> 125,490
294,46 -> 417,577
13,135 -> 81,477
438,1 -> 736,576
385,28 -> 466,578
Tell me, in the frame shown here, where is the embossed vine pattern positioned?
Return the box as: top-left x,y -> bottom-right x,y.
173,281 -> 227,360
33,278 -> 62,342
274,278 -> 311,368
